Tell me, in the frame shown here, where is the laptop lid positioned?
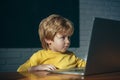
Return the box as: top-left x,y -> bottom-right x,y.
84,17 -> 120,76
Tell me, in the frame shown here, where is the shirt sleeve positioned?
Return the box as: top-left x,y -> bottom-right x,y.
17,52 -> 41,72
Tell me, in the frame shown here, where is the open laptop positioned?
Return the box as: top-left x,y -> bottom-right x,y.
51,17 -> 120,76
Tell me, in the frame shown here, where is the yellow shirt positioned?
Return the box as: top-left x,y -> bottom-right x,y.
17,49 -> 86,72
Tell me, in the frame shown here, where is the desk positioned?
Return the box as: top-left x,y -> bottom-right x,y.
0,71 -> 120,80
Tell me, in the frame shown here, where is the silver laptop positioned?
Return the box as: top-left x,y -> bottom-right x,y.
50,67 -> 85,75
51,17 -> 120,76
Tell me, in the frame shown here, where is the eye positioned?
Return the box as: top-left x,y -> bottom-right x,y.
59,36 -> 65,40
56,35 -> 71,40
68,36 -> 71,40
61,36 -> 71,40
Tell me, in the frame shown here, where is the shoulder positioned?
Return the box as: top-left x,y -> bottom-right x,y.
32,49 -> 47,56
30,49 -> 48,59
35,49 -> 46,53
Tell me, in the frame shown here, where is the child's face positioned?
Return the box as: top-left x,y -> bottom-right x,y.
49,33 -> 71,53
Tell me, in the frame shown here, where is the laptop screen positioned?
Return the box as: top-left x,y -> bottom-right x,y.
85,18 -> 120,75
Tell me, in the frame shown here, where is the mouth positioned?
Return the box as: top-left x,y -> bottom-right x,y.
64,46 -> 69,49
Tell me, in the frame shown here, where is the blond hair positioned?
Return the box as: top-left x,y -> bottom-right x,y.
38,14 -> 74,49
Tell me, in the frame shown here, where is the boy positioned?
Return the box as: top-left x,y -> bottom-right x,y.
17,14 -> 86,72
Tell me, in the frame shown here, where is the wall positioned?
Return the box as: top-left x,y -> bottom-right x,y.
79,0 -> 120,59
0,0 -> 120,72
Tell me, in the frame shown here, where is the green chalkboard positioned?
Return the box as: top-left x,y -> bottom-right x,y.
0,0 -> 79,48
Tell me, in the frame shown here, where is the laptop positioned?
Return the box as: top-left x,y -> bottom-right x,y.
51,17 -> 120,76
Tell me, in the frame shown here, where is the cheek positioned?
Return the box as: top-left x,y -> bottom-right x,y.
54,40 -> 64,47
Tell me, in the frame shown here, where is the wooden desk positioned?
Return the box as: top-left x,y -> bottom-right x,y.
0,71 -> 120,80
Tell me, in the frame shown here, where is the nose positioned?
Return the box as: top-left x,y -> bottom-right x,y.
65,37 -> 70,44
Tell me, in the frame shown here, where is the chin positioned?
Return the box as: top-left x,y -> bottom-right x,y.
60,50 -> 67,53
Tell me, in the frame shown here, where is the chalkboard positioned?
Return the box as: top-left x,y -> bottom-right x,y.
0,0 -> 79,48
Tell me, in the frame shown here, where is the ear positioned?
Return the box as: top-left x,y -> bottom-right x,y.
45,38 -> 52,44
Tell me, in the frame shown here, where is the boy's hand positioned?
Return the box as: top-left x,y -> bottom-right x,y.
28,64 -> 57,72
